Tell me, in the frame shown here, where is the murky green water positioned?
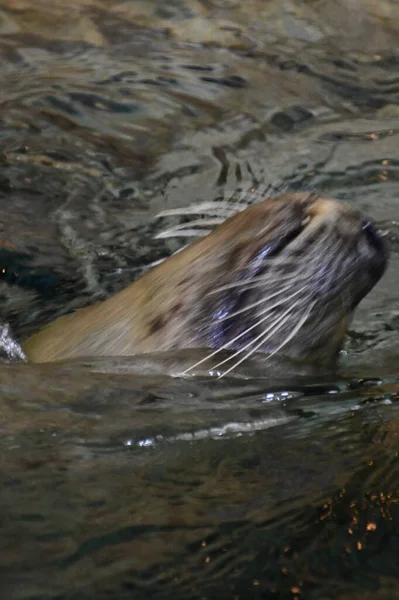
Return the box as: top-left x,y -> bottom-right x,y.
0,0 -> 399,598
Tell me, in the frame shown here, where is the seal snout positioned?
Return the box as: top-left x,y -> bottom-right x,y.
302,197 -> 387,268
360,219 -> 388,284
362,220 -> 387,260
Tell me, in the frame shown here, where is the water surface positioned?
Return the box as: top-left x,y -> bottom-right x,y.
0,1 -> 399,598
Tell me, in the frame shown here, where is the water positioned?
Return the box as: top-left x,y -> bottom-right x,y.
0,0 -> 399,598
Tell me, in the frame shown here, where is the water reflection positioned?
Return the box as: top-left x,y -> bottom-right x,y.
0,356 -> 396,598
0,370 -> 398,599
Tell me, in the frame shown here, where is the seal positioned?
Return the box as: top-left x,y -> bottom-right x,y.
23,192 -> 387,376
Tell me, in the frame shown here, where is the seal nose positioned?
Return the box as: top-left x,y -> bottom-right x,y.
362,220 -> 386,258
361,219 -> 388,285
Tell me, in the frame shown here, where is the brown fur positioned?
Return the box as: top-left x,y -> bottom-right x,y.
23,193 -> 386,367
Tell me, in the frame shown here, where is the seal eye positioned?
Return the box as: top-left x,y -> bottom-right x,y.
260,219 -> 309,260
362,220 -> 386,257
301,216 -> 311,228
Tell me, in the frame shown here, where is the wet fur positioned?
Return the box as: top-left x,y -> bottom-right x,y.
23,193 -> 387,374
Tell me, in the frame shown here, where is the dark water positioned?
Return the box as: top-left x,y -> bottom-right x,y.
0,0 -> 399,598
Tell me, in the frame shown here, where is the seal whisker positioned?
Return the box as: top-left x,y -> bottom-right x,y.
158,218 -> 226,230
218,299 -> 316,378
155,229 -> 213,239
154,200 -> 252,241
182,285 -> 309,375
208,271 -> 302,295
210,293 -> 308,372
215,283 -> 298,322
156,202 -> 246,219
155,217 -> 225,236
208,259 -> 316,295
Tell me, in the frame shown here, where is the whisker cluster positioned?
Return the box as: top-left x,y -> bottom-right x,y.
181,225 -> 342,377
156,201 -> 246,219
154,200 -> 248,240
207,268 -> 303,295
182,280 -> 313,378
218,299 -> 316,378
